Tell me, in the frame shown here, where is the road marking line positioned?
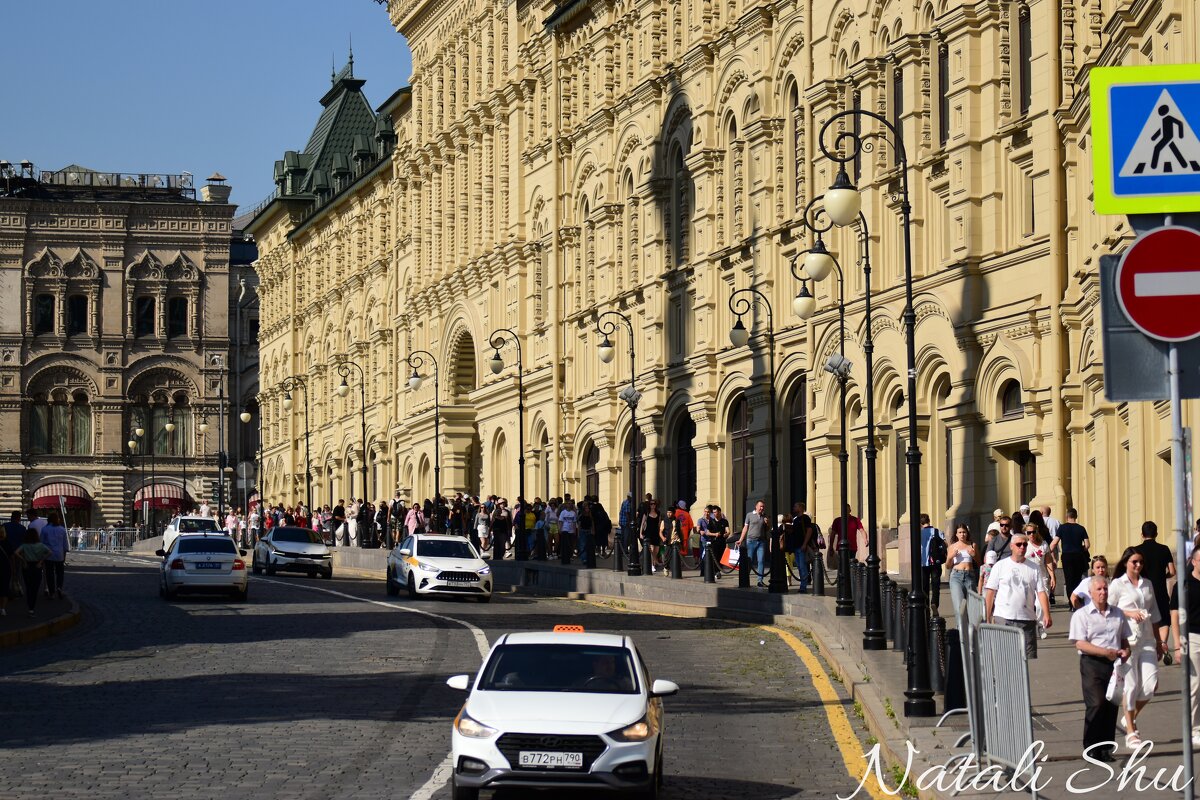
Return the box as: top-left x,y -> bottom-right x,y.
760,625 -> 890,800
252,577 -> 488,800
1135,270 -> 1200,297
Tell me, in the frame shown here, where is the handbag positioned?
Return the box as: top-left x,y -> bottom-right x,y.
1106,658 -> 1131,705
720,547 -> 741,568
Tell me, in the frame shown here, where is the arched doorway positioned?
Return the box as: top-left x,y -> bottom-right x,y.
729,395 -> 751,518
619,425 -> 647,501
492,431 -> 508,499
788,379 -> 808,507
673,412 -> 696,507
448,329 -> 483,498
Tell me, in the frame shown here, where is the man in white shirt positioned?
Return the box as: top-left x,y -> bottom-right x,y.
1069,576 -> 1132,762
985,533 -> 1052,657
1042,505 -> 1062,539
558,501 -> 578,564
986,508 -> 1004,536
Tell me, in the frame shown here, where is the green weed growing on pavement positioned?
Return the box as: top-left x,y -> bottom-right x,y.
852,700 -> 864,720
865,734 -> 878,747
883,698 -> 895,720
889,763 -> 919,798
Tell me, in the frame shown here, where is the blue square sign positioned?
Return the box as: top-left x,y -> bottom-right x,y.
1092,65 -> 1200,214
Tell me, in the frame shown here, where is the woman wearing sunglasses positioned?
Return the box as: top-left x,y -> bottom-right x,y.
1109,546 -> 1164,748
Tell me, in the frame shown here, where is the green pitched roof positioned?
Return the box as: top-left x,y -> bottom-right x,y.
298,59 -> 376,193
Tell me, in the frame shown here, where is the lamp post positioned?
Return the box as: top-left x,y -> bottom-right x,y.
240,405 -> 265,542
166,410 -> 184,513
790,214 -> 854,617
211,354 -> 229,521
487,328 -> 527,560
406,350 -> 441,500
147,404 -> 158,535
334,358 -> 369,508
728,289 -> 787,593
819,107 -> 934,716
131,430 -> 145,534
280,375 -> 312,514
852,211 -> 886,650
596,310 -> 641,577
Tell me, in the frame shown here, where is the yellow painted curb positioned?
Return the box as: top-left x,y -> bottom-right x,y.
0,600 -> 81,649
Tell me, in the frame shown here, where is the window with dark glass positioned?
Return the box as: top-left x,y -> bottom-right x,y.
892,67 -> 904,166
730,395 -> 751,519
788,382 -> 808,507
134,297 -> 155,338
1018,449 -> 1037,502
584,442 -> 600,499
248,317 -> 260,345
66,295 -> 88,336
675,415 -> 697,508
34,294 -> 55,335
167,297 -> 187,339
29,392 -> 91,455
1001,381 -> 1023,419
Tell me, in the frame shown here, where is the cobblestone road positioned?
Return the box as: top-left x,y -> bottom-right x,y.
0,553 -> 876,799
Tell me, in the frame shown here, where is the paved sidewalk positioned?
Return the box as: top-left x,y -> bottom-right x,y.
483,553 -> 1197,800
0,590 -> 79,648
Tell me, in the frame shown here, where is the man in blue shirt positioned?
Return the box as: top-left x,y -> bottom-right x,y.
920,513 -> 946,613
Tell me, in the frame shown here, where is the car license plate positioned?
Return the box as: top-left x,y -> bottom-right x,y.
195,562 -> 222,569
519,751 -> 583,769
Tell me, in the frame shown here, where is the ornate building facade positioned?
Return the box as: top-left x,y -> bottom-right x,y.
0,164 -> 241,528
254,0 -> 1198,560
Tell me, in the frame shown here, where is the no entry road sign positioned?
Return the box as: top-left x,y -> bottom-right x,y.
1116,225 -> 1200,342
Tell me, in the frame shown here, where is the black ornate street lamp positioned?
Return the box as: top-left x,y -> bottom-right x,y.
728,288 -> 787,593
280,375 -> 312,514
790,205 -> 854,616
596,310 -> 642,577
488,328 -> 527,559
334,358 -> 369,507
406,350 -> 441,500
239,405 -> 263,543
129,431 -> 144,533
819,107 -> 934,716
164,409 -> 181,511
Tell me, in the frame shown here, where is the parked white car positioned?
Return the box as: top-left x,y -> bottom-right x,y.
252,526 -> 333,579
162,515 -> 221,553
445,626 -> 678,799
156,533 -> 249,601
386,534 -> 492,601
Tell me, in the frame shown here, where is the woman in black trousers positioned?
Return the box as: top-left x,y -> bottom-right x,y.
15,529 -> 52,616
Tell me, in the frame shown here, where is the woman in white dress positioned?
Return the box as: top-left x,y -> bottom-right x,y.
1109,546 -> 1164,748
1022,523 -> 1055,597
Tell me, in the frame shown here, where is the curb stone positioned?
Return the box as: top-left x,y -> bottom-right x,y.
0,596 -> 81,649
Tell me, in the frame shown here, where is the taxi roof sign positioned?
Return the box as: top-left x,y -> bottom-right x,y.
552,624 -> 586,633
1091,64 -> 1200,214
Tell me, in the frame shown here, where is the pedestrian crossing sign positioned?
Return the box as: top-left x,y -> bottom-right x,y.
1091,64 -> 1200,214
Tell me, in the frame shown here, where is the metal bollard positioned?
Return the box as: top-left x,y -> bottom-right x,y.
943,628 -> 966,712
738,544 -> 750,588
642,539 -> 654,576
613,530 -> 624,573
815,551 -> 825,596
626,535 -> 643,577
855,563 -> 866,616
929,613 -> 947,693
895,590 -> 907,655
669,543 -> 683,578
882,579 -> 894,640
702,543 -> 716,583
560,533 -> 571,565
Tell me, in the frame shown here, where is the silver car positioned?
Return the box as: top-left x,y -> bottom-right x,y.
253,526 -> 333,579
157,534 -> 249,601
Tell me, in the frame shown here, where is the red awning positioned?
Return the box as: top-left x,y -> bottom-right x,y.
32,482 -> 91,509
133,484 -> 188,509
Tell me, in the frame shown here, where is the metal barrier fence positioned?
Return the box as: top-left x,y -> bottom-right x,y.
71,529 -> 140,551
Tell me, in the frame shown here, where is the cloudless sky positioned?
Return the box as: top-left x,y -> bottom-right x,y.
1,0 -> 412,210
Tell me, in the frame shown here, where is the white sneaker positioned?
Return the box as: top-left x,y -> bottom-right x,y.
1191,733 -> 1200,749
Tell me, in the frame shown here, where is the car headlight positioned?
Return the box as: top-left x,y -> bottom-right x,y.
609,716 -> 655,742
454,709 -> 497,739
417,561 -> 441,572
477,566 -> 491,575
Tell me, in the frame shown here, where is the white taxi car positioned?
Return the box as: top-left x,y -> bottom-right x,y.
162,515 -> 222,553
445,626 -> 679,799
386,534 -> 492,601
156,533 -> 249,601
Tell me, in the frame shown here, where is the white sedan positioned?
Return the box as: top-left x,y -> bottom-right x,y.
445,626 -> 679,799
253,526 -> 333,579
156,533 -> 249,601
387,534 -> 492,601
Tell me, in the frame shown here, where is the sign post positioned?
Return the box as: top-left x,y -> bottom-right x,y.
1111,222 -> 1199,799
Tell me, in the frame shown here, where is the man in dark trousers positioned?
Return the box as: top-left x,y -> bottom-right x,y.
1069,576 -> 1131,763
1135,520 -> 1176,661
330,500 -> 346,547
591,497 -> 612,559
1057,508 -> 1091,604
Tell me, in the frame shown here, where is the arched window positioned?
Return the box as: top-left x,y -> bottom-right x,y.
29,390 -> 91,455
674,413 -> 697,507
67,295 -> 88,337
167,297 -> 188,339
789,84 -> 803,215
34,294 -> 55,336
729,395 -> 751,518
583,441 -> 600,499
134,296 -> 155,338
1017,4 -> 1032,116
788,380 -> 808,506
1001,380 -> 1022,419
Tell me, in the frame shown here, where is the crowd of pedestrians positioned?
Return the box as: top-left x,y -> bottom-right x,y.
2,508 -> 69,617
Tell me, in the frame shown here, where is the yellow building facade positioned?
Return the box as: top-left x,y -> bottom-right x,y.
253,0 -> 1199,559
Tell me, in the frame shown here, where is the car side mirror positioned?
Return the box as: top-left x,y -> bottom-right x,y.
650,679 -> 679,698
446,674 -> 471,691
155,549 -> 165,557
399,548 -> 411,557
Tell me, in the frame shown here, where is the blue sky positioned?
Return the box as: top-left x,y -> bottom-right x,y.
1,0 -> 412,210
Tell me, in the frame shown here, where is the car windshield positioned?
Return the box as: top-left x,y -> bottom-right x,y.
176,538 -> 237,554
274,528 -> 323,544
417,539 -> 477,559
178,519 -> 219,533
478,644 -> 639,694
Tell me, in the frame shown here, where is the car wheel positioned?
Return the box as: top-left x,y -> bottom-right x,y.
406,572 -> 419,600
251,553 -> 263,575
234,586 -> 249,602
450,778 -> 478,800
386,565 -> 400,596
322,569 -> 333,580
477,593 -> 491,603
265,560 -> 276,576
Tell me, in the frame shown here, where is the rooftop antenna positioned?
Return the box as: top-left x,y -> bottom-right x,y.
348,34 -> 354,76
331,52 -> 336,84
